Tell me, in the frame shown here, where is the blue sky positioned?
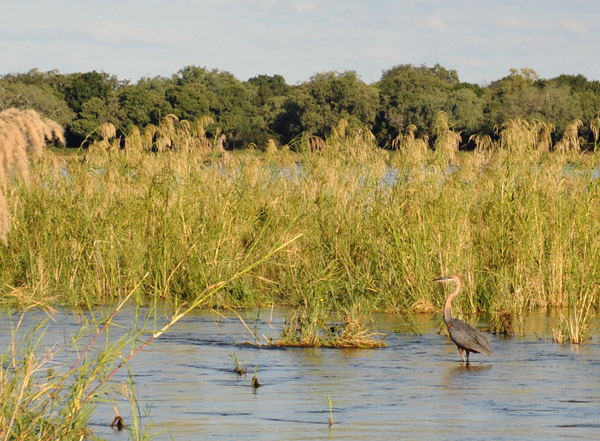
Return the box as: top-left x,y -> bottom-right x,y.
1,0 -> 599,85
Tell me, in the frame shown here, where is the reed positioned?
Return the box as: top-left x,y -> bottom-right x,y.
230,352 -> 247,375
1,114 -> 600,341
0,108 -> 64,245
433,111 -> 460,163
0,233 -> 298,439
555,119 -> 583,154
0,303 -> 144,440
7,110 -> 600,439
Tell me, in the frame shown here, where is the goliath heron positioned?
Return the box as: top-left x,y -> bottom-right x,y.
433,274 -> 492,363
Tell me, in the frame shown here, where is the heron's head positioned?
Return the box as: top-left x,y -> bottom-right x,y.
432,274 -> 462,284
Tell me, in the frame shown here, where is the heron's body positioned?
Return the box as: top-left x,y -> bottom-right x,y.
434,274 -> 492,363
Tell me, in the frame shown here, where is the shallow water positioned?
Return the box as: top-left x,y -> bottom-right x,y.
2,308 -> 599,440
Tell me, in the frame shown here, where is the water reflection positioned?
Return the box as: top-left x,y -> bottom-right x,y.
1,308 -> 599,440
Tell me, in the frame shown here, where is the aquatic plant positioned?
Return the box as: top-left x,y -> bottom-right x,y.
0,233 -> 299,439
553,250 -> 597,344
230,352 -> 247,375
0,281 -> 145,441
468,133 -> 495,152
1,116 -> 600,345
555,119 -> 583,154
0,108 -> 63,244
251,365 -> 261,389
433,111 -> 461,163
277,299 -> 385,348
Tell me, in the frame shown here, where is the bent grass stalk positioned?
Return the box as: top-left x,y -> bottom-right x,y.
2,276 -> 147,441
3,235 -> 300,441
80,233 -> 302,403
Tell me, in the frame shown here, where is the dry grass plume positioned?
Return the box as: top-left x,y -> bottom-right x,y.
0,108 -> 63,244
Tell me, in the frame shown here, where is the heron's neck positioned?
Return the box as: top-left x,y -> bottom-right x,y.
443,280 -> 461,323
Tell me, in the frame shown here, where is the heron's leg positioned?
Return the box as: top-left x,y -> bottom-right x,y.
457,347 -> 465,363
466,351 -> 470,365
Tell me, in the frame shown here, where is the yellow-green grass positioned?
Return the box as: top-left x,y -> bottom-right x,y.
1,113 -> 599,339
2,112 -> 600,439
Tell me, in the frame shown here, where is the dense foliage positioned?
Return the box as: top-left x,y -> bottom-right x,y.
1,65 -> 600,149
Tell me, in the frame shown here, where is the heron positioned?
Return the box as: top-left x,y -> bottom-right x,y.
433,274 -> 492,363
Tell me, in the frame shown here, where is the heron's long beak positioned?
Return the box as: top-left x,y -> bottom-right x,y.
432,276 -> 451,283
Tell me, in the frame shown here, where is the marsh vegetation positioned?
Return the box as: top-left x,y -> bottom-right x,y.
1,106 -> 600,439
1,110 -> 599,336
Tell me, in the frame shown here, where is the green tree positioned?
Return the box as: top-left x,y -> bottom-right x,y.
247,74 -> 290,105
375,63 -> 460,145
167,66 -> 259,148
165,82 -> 210,121
545,74 -> 600,137
118,84 -> 155,127
68,95 -> 121,144
63,71 -> 119,114
245,74 -> 291,145
0,81 -> 75,127
276,71 -> 378,141
482,68 -> 588,135
444,88 -> 484,135
134,76 -> 174,124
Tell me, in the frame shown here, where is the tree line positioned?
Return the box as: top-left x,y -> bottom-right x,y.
1,64 -> 599,149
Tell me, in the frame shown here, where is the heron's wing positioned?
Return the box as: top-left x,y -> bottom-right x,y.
472,328 -> 493,355
448,319 -> 493,355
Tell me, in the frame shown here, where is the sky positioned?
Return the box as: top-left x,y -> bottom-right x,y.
1,0 -> 599,86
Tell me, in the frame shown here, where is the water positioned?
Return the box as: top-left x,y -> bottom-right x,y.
2,308 -> 599,440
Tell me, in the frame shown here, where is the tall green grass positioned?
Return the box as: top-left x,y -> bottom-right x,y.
1,115 -> 599,336
3,111 -> 599,438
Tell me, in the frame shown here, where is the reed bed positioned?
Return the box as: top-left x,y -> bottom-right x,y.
2,109 -> 600,438
0,112 -> 599,337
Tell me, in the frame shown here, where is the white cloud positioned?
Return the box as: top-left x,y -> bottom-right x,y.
498,15 -> 586,36
293,0 -> 318,14
256,0 -> 278,10
1,0 -> 600,85
501,16 -> 527,30
557,19 -> 587,37
423,14 -> 448,33
71,21 -> 190,47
